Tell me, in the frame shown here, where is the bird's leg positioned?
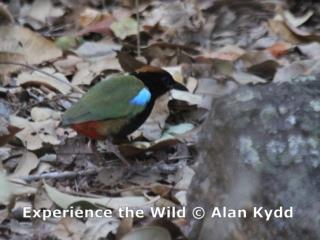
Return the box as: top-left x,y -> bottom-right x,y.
105,138 -> 130,167
88,140 -> 104,165
105,139 -> 149,179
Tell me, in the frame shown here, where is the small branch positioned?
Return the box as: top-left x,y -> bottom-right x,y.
0,61 -> 84,94
22,169 -> 99,182
135,0 -> 141,57
168,156 -> 193,161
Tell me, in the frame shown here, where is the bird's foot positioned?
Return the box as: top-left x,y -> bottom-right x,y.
105,139 -> 130,167
88,140 -> 104,165
122,164 -> 149,179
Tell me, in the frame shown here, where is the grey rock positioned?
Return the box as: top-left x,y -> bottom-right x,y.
188,80 -> 320,240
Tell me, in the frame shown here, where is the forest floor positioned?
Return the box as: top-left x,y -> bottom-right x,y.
0,0 -> 319,239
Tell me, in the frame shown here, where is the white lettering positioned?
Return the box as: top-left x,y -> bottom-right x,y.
211,207 -> 222,218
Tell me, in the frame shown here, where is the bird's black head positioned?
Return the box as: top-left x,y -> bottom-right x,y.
132,66 -> 188,99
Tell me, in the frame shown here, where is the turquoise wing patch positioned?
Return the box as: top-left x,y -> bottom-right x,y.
129,87 -> 151,106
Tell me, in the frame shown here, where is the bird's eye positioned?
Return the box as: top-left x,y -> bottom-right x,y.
162,74 -> 173,86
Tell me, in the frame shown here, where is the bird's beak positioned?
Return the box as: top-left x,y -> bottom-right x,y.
171,81 -> 188,91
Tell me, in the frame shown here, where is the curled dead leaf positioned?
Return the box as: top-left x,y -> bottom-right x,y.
283,10 -> 314,28
268,19 -> 301,44
11,151 -> 40,178
17,68 -> 72,94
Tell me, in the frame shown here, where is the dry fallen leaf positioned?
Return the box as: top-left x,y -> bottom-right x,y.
233,71 -> 267,85
273,60 -> 320,83
116,217 -> 134,240
0,207 -> 8,224
30,107 -> 61,122
143,1 -> 198,31
11,151 -> 39,178
0,170 -> 36,205
0,25 -> 62,65
0,3 -> 13,25
79,16 -> 114,36
74,41 -> 121,59
96,166 -> 128,186
116,51 -> 145,72
163,66 -> 183,84
79,7 -> 104,27
268,19 -> 302,44
0,171 -> 11,205
51,217 -> 86,240
283,10 -> 313,28
170,90 -> 202,106
0,125 -> 21,147
133,92 -> 170,140
0,147 -> 11,161
0,52 -> 26,76
119,123 -> 194,157
0,101 -> 21,146
77,8 -> 114,36
266,41 -> 293,58
173,165 -> 195,205
33,187 -> 53,210
110,17 -> 138,40
10,116 -> 60,151
297,42 -> 320,59
200,45 -> 245,61
72,55 -> 122,85
17,68 -> 72,94
53,55 -> 84,75
122,226 -> 171,240
27,0 -> 64,23
83,217 -> 120,240
44,182 -> 158,209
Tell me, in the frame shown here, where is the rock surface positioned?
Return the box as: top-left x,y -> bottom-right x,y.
188,80 -> 320,239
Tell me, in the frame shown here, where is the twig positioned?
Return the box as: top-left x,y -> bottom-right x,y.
135,0 -> 141,57
168,155 -> 193,161
108,184 -> 187,195
0,61 -> 84,94
22,169 -> 99,182
0,224 -> 10,231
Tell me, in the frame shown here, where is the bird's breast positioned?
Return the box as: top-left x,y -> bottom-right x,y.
71,118 -> 128,140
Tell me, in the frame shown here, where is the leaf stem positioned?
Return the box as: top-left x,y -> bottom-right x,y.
0,61 -> 84,94
22,168 -> 98,182
135,0 -> 141,57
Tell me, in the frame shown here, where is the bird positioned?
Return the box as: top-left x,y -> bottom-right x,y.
61,66 -> 187,165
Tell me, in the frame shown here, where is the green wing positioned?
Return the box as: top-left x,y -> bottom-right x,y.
62,75 -> 146,126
